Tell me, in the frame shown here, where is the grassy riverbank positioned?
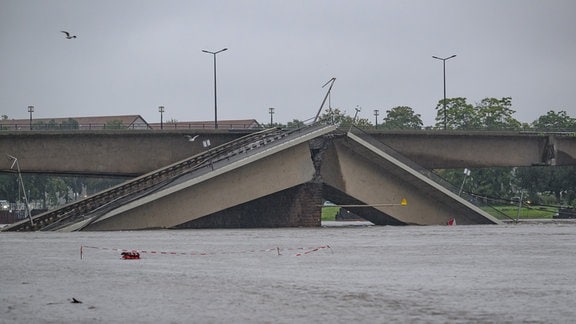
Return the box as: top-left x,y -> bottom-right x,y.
490,205 -> 557,220
321,206 -> 340,221
322,205 -> 559,222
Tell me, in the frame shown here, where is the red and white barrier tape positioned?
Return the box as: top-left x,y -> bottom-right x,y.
80,244 -> 331,259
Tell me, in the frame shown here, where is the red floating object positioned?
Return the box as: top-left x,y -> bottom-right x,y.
121,251 -> 140,259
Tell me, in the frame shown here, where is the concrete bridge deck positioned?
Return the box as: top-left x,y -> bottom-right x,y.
1,129 -> 575,177
2,124 -> 505,231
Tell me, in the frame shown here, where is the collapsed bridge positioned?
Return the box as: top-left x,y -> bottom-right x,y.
3,123 -> 501,231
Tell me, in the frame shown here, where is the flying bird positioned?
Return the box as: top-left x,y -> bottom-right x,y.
185,135 -> 199,142
61,31 -> 77,39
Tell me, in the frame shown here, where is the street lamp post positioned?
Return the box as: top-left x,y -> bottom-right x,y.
158,106 -> 165,130
373,109 -> 379,127
202,48 -> 228,129
27,105 -> 34,130
432,54 -> 456,130
458,168 -> 471,196
349,105 -> 361,132
269,107 -> 275,126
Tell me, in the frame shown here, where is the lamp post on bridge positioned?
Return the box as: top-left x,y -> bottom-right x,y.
269,107 -> 275,126
202,48 -> 228,129
158,106 -> 165,130
27,105 -> 34,130
432,54 -> 456,130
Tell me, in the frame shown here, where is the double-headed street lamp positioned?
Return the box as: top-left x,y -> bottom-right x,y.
27,105 -> 34,130
158,105 -> 165,130
202,48 -> 228,129
432,54 -> 456,130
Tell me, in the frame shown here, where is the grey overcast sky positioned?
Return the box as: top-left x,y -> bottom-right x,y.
1,0 -> 575,127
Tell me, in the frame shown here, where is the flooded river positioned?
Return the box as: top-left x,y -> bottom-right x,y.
1,222 -> 576,323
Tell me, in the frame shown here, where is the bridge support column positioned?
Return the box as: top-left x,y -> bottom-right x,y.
175,183 -> 322,229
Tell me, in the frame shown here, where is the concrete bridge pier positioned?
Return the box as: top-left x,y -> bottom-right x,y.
176,182 -> 323,228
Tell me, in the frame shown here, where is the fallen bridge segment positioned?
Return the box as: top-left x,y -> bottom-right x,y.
331,128 -> 501,225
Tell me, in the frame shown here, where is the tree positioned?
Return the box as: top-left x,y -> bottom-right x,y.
0,115 -> 8,130
434,97 -> 479,130
61,118 -> 79,130
380,106 -> 423,130
31,120 -> 47,130
28,118 -> 79,130
22,175 -> 69,209
434,97 -> 522,131
469,167 -> 517,199
318,108 -> 371,129
515,165 -> 576,206
82,177 -> 125,195
286,119 -> 305,129
476,97 -> 521,130
532,110 -> 576,132
264,122 -> 284,128
62,176 -> 85,201
0,174 -> 19,202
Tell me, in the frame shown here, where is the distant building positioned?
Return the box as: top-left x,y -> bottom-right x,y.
1,116 -> 261,131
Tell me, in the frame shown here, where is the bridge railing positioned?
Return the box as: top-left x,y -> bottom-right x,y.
0,122 -> 262,131
348,126 -> 513,220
